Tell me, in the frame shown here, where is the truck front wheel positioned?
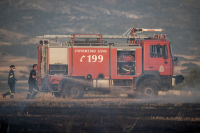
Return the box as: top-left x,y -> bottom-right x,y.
138,81 -> 158,97
62,83 -> 84,99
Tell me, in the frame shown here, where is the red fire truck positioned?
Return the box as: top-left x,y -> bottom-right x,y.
36,27 -> 184,98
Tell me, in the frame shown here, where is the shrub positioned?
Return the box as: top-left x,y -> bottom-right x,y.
174,68 -> 200,90
184,68 -> 200,88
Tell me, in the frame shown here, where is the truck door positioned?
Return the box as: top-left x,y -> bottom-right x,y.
148,44 -> 171,75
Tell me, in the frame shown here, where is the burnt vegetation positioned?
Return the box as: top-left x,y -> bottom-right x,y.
0,102 -> 200,132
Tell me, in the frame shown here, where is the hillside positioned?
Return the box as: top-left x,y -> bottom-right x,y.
0,0 -> 200,74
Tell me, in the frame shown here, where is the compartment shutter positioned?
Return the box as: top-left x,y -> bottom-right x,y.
49,48 -> 68,64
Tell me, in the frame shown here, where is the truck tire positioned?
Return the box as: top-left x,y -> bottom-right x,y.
62,83 -> 84,99
138,81 -> 158,97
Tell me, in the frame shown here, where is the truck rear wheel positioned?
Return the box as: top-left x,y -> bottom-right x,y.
62,83 -> 84,99
138,81 -> 158,97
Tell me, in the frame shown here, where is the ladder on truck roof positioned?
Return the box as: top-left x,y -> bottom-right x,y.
36,27 -> 163,39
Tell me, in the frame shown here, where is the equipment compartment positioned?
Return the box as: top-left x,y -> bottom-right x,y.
117,50 -> 136,76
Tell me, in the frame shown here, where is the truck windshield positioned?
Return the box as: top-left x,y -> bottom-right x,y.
169,44 -> 173,58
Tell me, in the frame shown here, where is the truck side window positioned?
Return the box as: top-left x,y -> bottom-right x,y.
162,45 -> 168,59
150,45 -> 162,57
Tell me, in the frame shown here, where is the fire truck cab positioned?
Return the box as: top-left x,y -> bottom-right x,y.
36,28 -> 184,98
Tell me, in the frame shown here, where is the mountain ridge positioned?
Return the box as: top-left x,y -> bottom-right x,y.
0,0 -> 199,56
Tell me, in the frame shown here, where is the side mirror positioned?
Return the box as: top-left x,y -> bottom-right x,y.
173,56 -> 178,65
173,56 -> 178,61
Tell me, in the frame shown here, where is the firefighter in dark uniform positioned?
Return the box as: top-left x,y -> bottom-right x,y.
3,65 -> 17,98
26,64 -> 40,99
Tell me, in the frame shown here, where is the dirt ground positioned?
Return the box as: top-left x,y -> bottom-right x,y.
0,90 -> 200,133
0,100 -> 200,133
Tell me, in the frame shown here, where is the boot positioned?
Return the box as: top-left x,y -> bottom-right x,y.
31,90 -> 38,99
10,93 -> 14,98
2,93 -> 6,98
2,91 -> 11,98
26,92 -> 31,99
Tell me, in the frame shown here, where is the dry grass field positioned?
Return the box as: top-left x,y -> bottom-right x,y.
0,83 -> 200,133
0,98 -> 200,133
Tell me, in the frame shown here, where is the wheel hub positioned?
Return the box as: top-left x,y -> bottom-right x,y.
144,87 -> 154,96
70,87 -> 78,96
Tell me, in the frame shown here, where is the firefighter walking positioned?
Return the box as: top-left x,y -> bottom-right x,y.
3,65 -> 17,98
26,64 -> 40,99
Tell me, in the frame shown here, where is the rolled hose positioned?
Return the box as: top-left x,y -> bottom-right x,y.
122,66 -> 131,75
